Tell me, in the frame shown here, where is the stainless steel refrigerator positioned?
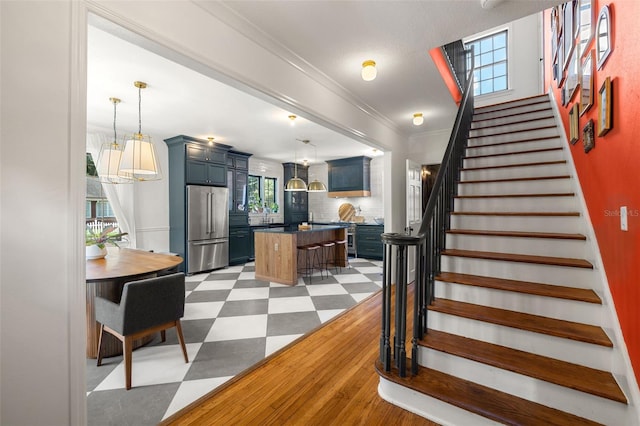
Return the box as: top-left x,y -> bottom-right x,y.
187,185 -> 229,274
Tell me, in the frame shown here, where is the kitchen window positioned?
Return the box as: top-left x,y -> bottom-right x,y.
248,175 -> 278,213
466,30 -> 508,96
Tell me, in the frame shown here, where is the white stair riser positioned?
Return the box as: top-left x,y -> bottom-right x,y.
445,233 -> 589,259
469,118 -> 557,137
471,108 -> 553,128
378,378 -> 502,426
461,163 -> 569,181
457,178 -> 573,195
454,195 -> 578,212
435,281 -> 601,325
466,138 -> 562,156
428,311 -> 612,370
463,149 -> 565,168
440,255 -> 597,288
469,127 -> 559,145
474,99 -> 550,117
450,214 -> 584,233
417,348 -> 630,425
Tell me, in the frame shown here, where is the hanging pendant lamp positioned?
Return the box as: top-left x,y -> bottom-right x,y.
285,115 -> 307,191
118,81 -> 162,181
305,140 -> 327,192
96,97 -> 132,184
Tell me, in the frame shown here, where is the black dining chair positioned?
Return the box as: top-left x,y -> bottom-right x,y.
95,272 -> 188,390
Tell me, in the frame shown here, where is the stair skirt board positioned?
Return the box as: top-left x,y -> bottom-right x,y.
434,281 -> 602,325
417,347 -> 630,425
378,378 -> 504,426
450,214 -> 585,234
428,310 -> 612,371
453,194 -> 578,212
440,255 -> 598,288
469,117 -> 557,137
444,233 -> 589,259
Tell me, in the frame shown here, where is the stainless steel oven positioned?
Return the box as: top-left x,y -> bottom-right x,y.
346,223 -> 357,257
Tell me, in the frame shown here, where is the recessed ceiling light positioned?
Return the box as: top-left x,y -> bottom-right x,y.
413,113 -> 424,126
361,60 -> 377,81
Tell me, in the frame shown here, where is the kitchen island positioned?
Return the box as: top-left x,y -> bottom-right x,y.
254,224 -> 348,285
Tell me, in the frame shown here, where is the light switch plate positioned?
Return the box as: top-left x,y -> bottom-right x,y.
621,206 -> 628,231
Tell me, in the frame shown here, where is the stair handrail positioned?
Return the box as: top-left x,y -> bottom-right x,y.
380,44 -> 474,377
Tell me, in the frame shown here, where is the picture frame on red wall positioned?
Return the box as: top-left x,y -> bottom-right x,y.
580,51 -> 594,116
583,119 -> 595,153
570,103 -> 580,145
598,76 -> 612,136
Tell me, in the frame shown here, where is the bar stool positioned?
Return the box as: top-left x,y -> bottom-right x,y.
297,243 -> 323,283
321,240 -> 336,275
333,238 -> 348,273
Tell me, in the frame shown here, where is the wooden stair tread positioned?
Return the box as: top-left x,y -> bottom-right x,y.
375,359 -> 601,426
455,192 -> 574,199
468,125 -> 557,139
419,330 -> 626,403
451,211 -> 580,216
472,106 -> 552,124
447,229 -> 586,240
466,135 -> 560,149
430,298 -> 612,347
462,160 -> 567,170
474,95 -> 549,112
464,147 -> 562,160
435,272 -> 600,303
470,114 -> 555,131
459,175 -> 570,184
441,248 -> 593,269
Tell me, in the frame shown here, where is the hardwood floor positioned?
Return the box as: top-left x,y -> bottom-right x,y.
161,288 -> 436,425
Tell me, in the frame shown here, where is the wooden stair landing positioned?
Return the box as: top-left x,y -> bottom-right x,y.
436,272 -> 600,303
376,360 -> 601,426
419,330 -> 626,403
442,248 -> 593,268
429,298 -> 612,347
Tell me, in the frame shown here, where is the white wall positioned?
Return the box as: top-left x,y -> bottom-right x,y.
466,13 -> 543,107
1,1 -> 86,424
308,156 -> 385,223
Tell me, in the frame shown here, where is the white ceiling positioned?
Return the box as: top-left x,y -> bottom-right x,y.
87,0 -> 560,164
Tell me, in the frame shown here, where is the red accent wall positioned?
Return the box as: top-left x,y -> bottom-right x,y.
544,1 -> 640,384
429,47 -> 463,104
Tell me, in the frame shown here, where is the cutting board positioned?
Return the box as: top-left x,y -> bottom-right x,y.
338,203 -> 356,222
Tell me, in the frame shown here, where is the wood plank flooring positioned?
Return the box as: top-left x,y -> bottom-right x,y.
161,289 -> 436,426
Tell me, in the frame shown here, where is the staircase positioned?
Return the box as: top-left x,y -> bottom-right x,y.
377,95 -> 639,425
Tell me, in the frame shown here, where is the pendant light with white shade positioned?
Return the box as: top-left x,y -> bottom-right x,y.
96,97 -> 132,184
285,115 -> 307,192
118,81 -> 162,181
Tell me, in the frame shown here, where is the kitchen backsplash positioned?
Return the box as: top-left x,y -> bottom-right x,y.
308,156 -> 384,223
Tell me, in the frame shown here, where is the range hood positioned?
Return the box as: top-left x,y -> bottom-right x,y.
326,156 -> 371,198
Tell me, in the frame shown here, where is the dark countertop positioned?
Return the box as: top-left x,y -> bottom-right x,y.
249,223 -> 286,228
253,224 -> 348,234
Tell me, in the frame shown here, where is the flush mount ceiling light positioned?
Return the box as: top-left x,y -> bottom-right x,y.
96,97 -> 132,184
288,114 -> 297,126
361,60 -> 377,81
207,137 -> 215,146
118,81 -> 161,181
285,116 -> 307,191
413,113 -> 424,126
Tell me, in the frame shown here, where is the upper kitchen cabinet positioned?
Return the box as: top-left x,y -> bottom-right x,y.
326,156 -> 371,198
174,136 -> 230,186
227,150 -> 252,228
283,162 -> 308,225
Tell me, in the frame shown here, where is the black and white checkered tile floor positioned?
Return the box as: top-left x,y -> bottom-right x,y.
86,257 -> 383,425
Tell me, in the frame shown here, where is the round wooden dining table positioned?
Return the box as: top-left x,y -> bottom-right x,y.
85,248 -> 183,358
